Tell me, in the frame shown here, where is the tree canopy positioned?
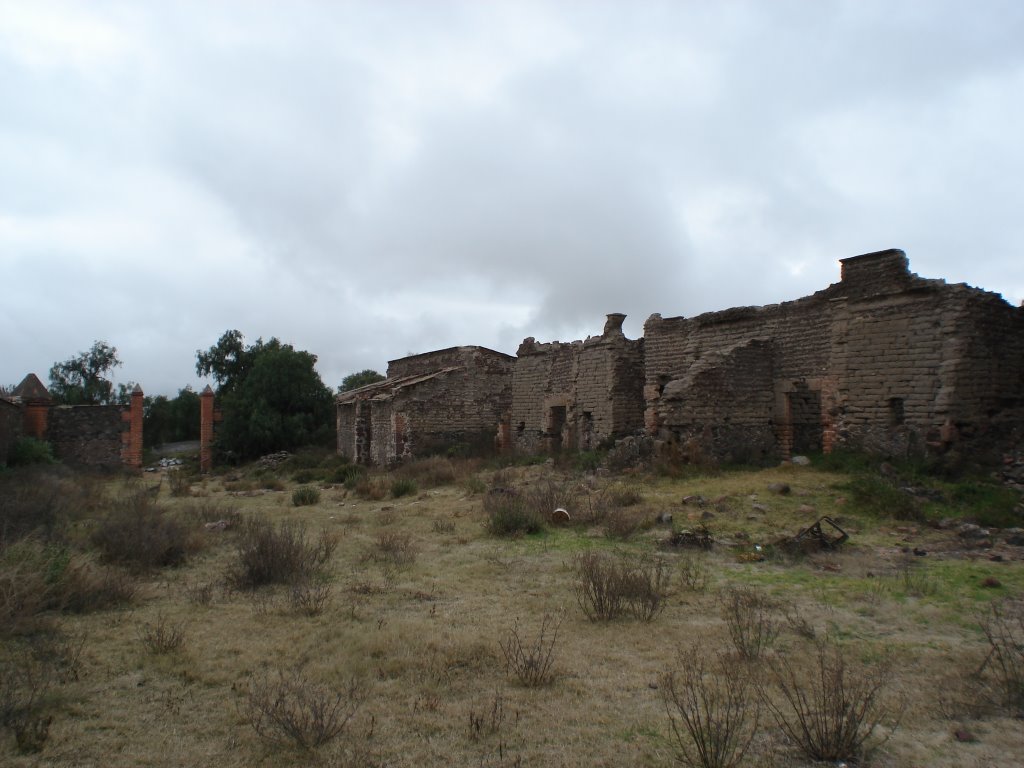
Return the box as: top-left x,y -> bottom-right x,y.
339,369 -> 385,392
48,341 -> 122,405
196,330 -> 333,458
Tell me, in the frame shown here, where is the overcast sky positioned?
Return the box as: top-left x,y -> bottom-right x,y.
2,1 -> 1022,397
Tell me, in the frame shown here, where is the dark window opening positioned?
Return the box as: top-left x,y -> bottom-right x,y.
889,398 -> 905,426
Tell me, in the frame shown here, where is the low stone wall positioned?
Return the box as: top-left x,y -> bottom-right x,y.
47,405 -> 127,467
0,399 -> 22,466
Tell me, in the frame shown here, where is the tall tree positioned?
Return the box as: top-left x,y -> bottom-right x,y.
196,331 -> 333,458
339,369 -> 385,392
49,341 -> 122,405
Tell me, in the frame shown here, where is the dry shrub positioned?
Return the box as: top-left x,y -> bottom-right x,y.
603,506 -> 652,540
0,465 -> 104,541
678,554 -> 710,593
1,540 -> 134,632
243,666 -> 367,750
289,579 -> 332,616
292,486 -> 321,507
167,471 -> 192,497
354,477 -> 388,501
393,456 -> 458,488
572,551 -> 671,622
228,517 -> 337,589
661,647 -> 760,768
722,587 -> 780,660
499,613 -> 562,687
185,581 -> 216,607
432,518 -> 456,534
483,491 -> 544,536
138,612 -> 186,654
375,532 -> 417,567
181,500 -> 239,530
91,491 -> 197,571
758,640 -> 901,763
977,598 -> 1024,714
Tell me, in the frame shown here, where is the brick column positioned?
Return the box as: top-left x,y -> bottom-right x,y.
200,385 -> 215,473
122,384 -> 144,470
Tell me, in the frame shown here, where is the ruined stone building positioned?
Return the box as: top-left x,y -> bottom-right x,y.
504,313 -> 644,454
645,249 -> 1024,463
0,373 -> 144,469
336,346 -> 514,465
337,249 -> 1023,466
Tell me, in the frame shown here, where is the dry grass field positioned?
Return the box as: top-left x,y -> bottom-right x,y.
2,450 -> 1023,767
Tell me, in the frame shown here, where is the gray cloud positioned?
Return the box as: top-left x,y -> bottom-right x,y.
1,0 -> 1021,395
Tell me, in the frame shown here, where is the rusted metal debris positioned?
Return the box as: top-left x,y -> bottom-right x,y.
781,516 -> 849,554
665,524 -> 714,550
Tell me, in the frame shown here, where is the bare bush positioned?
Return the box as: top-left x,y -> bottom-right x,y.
499,613 -> 562,687
289,579 -> 332,616
621,554 -> 671,622
758,640 -> 901,762
573,551 -> 627,621
375,532 -> 417,567
977,598 -> 1024,714
167,471 -> 192,497
243,667 -> 366,750
722,587 -> 779,660
139,612 -> 186,654
227,517 -> 337,589
572,551 -> 671,622
91,491 -> 196,571
677,554 -> 710,594
432,518 -> 456,534
483,491 -> 544,536
661,647 -> 760,768
185,581 -> 216,607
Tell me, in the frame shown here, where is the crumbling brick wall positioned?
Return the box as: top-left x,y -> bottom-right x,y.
0,399 -> 23,466
645,248 -> 1024,461
510,314 -> 645,453
338,347 -> 514,465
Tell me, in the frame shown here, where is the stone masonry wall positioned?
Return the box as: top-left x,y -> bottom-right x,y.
645,248 -> 1024,461
47,405 -> 128,466
0,399 -> 22,466
510,315 -> 644,454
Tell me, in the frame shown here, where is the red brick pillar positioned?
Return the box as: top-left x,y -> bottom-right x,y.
123,384 -> 144,470
200,385 -> 215,473
23,402 -> 49,439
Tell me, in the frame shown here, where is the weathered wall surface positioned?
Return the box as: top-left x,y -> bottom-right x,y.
47,405 -> 127,466
338,347 -> 514,465
0,399 -> 23,466
645,249 -> 1024,461
509,315 -> 645,453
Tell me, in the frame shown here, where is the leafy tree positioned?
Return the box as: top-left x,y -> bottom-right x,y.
195,329 -> 254,397
339,369 -> 385,392
49,341 -> 122,405
143,387 -> 201,447
196,331 -> 333,459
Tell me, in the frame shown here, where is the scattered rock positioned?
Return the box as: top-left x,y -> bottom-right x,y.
656,512 -> 673,525
958,523 -> 991,540
913,548 -> 928,557
257,451 -> 291,468
682,495 -> 707,506
767,482 -> 791,495
954,729 -> 978,743
791,455 -> 811,466
1005,528 -> 1024,546
751,503 -> 770,514
797,504 -> 817,515
700,510 -> 715,521
990,554 -> 1005,562
981,577 -> 1002,588
204,520 -> 231,531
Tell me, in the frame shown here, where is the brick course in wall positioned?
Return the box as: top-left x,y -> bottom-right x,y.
334,248 -> 1022,466
337,346 -> 514,465
645,249 -> 1024,462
